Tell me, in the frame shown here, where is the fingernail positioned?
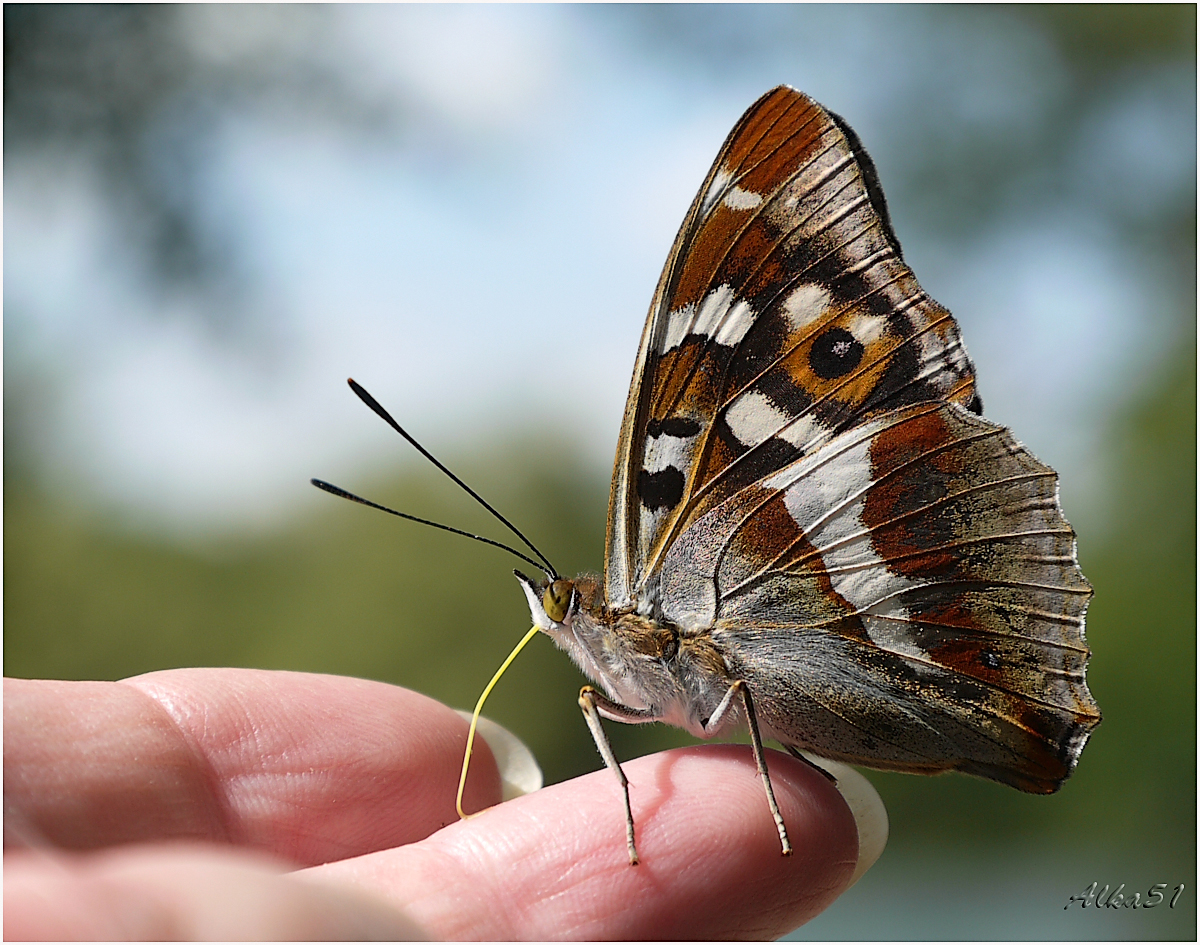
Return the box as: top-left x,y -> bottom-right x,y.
799,754 -> 888,886
455,712 -> 544,801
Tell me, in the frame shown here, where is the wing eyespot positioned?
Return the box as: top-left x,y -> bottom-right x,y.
808,327 -> 865,379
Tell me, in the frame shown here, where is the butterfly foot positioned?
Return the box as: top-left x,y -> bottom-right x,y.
775,816 -> 793,857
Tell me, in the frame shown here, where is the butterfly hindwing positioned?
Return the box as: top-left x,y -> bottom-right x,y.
651,399 -> 1096,789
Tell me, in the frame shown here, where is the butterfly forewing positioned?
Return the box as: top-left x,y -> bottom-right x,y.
607,87 -> 981,608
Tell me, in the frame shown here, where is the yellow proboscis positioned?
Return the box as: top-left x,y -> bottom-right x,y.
456,623 -> 542,820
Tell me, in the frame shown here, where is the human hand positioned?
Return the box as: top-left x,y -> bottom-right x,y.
4,668 -> 885,939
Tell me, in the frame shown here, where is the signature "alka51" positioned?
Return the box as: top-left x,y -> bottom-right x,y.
1065,882 -> 1185,910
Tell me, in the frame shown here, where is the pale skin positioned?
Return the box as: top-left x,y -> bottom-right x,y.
4,668 -> 860,940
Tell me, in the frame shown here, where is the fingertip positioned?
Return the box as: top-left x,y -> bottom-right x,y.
798,753 -> 888,886
453,711 -> 543,803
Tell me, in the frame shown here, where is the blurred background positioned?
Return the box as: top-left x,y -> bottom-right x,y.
5,5 -> 1194,938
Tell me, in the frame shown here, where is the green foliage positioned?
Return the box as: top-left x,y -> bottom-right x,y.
1021,3 -> 1196,67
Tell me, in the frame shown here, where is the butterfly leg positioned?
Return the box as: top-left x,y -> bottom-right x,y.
578,685 -> 659,866
705,681 -> 793,857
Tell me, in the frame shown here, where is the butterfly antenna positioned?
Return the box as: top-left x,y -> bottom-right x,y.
311,478 -> 550,577
340,378 -> 558,580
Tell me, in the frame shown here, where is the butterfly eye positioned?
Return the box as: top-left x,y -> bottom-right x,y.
543,579 -> 574,623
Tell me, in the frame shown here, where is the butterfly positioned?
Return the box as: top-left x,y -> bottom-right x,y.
315,84 -> 1100,867
512,86 -> 1100,864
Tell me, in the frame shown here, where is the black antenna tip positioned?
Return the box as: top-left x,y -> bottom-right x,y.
311,478 -> 347,498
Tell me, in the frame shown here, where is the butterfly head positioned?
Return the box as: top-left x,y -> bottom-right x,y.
516,570 -> 578,630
